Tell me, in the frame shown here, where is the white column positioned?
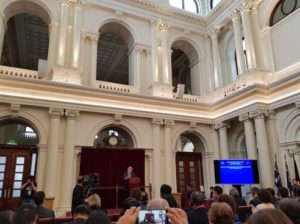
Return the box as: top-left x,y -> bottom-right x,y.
202,152 -> 215,196
209,29 -> 222,88
134,45 -> 142,92
230,10 -> 246,74
36,144 -> 47,190
152,118 -> 163,197
159,23 -> 171,85
211,125 -> 220,159
239,113 -> 257,159
44,108 -> 64,197
56,0 -> 70,66
250,109 -> 273,188
205,38 -> 214,91
71,1 -> 84,69
0,14 -> 6,63
46,23 -> 59,78
240,3 -> 257,70
89,33 -> 99,86
59,109 -> 79,212
215,122 -> 230,159
151,20 -> 158,83
164,119 -> 174,189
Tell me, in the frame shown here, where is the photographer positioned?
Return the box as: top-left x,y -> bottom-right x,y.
21,176 -> 37,204
71,176 -> 88,215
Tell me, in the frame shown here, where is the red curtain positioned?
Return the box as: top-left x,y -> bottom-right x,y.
80,147 -> 145,208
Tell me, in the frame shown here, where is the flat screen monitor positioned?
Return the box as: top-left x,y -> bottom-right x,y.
214,160 -> 259,184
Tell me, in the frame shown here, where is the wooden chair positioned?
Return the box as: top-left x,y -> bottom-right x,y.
237,205 -> 252,223
37,218 -> 54,224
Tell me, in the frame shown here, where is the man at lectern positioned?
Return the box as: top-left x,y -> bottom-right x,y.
122,166 -> 137,192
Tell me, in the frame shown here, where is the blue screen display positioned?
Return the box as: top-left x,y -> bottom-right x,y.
217,160 -> 256,184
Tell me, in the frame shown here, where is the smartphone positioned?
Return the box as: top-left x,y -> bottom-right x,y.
137,209 -> 169,224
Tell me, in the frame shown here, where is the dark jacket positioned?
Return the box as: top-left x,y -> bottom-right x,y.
36,205 -> 55,219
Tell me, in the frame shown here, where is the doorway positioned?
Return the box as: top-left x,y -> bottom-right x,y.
0,146 -> 37,211
176,152 -> 203,208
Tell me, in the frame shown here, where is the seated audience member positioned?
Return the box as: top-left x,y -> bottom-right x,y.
14,204 -> 37,224
116,207 -> 140,224
229,188 -> 247,207
86,193 -> 106,213
140,191 -> 148,210
130,187 -> 142,202
278,198 -> 300,224
0,210 -> 15,224
119,197 -> 140,216
267,188 -> 279,204
161,194 -> 179,208
167,207 -> 189,224
184,190 -> 195,213
247,208 -> 293,224
217,194 -> 240,224
252,188 -> 275,213
249,186 -> 261,207
160,184 -> 172,196
187,191 -> 209,224
33,191 -> 55,219
293,186 -> 300,201
213,186 -> 223,201
275,187 -> 290,208
66,205 -> 90,224
85,210 -> 111,224
147,197 -> 169,210
209,202 -> 234,224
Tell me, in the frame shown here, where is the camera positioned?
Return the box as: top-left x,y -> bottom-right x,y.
137,209 -> 169,224
83,173 -> 100,187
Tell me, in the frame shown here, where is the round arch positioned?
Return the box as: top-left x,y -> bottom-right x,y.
1,0 -> 53,24
86,119 -> 142,147
260,0 -> 280,27
172,126 -> 211,153
279,108 -> 300,143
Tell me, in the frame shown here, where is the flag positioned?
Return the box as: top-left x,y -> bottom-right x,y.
284,155 -> 292,190
274,155 -> 282,188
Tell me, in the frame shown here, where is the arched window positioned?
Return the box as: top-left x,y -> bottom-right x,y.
170,0 -> 199,14
210,0 -> 222,9
270,0 -> 300,26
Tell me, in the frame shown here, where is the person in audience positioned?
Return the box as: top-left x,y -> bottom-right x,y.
247,208 -> 293,224
187,191 -> 209,224
217,194 -> 240,224
71,176 -> 87,215
86,193 -> 107,214
212,186 -> 223,201
130,187 -> 142,201
293,186 -> 300,201
160,184 -> 172,196
275,187 -> 290,208
116,206 -> 140,224
208,202 -> 234,224
0,210 -> 15,224
119,197 -> 140,216
14,204 -> 37,224
267,188 -> 279,204
184,189 -> 195,213
166,207 -> 189,224
21,176 -> 37,204
229,188 -> 247,207
140,191 -> 148,210
252,188 -> 275,213
66,205 -> 91,224
161,194 -> 179,208
85,210 -> 111,224
278,198 -> 300,224
33,191 -> 55,219
147,197 -> 169,210
249,186 -> 261,207
210,186 -> 214,199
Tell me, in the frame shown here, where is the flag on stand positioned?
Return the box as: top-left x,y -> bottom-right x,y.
284,155 -> 292,191
274,154 -> 282,188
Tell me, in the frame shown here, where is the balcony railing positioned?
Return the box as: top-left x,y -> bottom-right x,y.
97,80 -> 135,93
173,93 -> 201,103
0,65 -> 39,79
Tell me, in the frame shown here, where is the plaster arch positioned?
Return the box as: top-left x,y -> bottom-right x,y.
0,110 -> 47,145
260,0 -> 279,27
169,35 -> 202,64
279,108 -> 300,143
86,119 -> 142,147
1,0 -> 55,24
93,16 -> 137,48
172,126 -> 211,153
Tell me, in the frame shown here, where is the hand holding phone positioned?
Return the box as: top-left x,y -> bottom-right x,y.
137,209 -> 169,224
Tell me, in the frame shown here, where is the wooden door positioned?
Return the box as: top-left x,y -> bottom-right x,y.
176,152 -> 203,208
0,146 -> 36,211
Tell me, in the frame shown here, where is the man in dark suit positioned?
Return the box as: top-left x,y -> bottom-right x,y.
65,205 -> 90,224
122,166 -> 137,196
33,191 -> 55,219
72,176 -> 87,215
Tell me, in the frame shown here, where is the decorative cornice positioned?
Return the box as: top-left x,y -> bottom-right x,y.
67,0 -> 85,7
239,112 -> 250,122
164,119 -> 174,127
152,118 -> 163,126
65,109 -> 80,118
249,109 -> 268,119
208,29 -> 220,38
190,122 -> 197,128
239,2 -> 253,13
49,108 -> 64,117
229,9 -> 240,20
115,113 -> 122,122
214,122 -> 230,130
85,32 -> 99,42
11,104 -> 20,115
158,22 -> 169,31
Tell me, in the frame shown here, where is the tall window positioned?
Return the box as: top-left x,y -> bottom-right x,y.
270,0 -> 300,26
170,0 -> 199,13
210,0 -> 222,9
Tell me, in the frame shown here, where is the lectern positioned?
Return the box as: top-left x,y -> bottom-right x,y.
128,177 -> 141,192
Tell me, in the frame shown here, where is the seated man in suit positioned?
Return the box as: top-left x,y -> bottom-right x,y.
34,191 -> 55,219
